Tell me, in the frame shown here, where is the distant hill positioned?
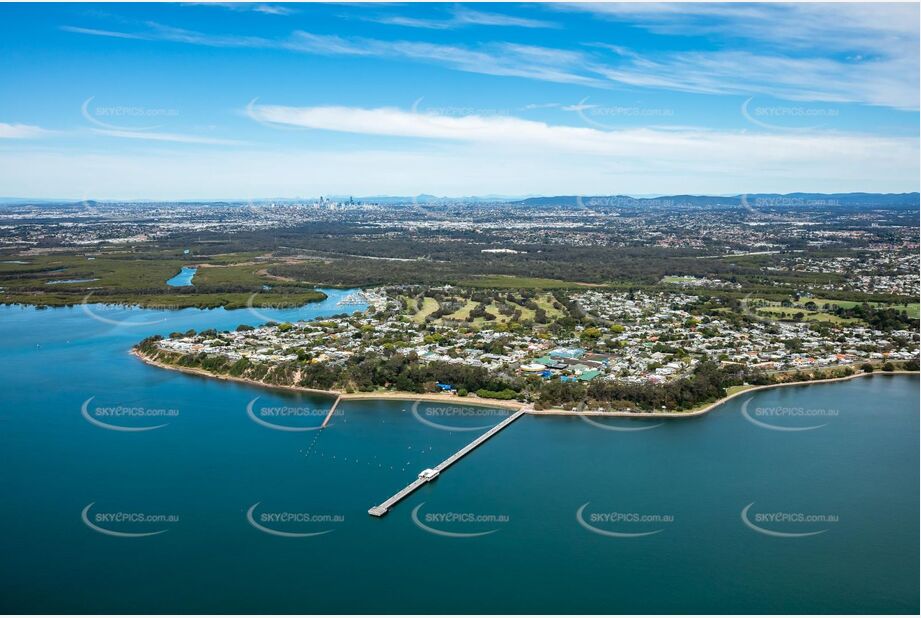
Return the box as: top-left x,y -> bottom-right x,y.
2,192 -> 917,208
513,193 -> 920,208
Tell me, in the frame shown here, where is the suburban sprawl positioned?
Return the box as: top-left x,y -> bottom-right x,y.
1,193 -> 917,412
138,283 -> 919,413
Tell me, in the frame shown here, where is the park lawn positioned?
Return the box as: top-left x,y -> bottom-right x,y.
400,295 -> 419,313
749,295 -> 919,321
444,299 -> 479,322
799,297 -> 920,319
468,302 -> 506,327
485,302 -> 512,324
513,300 -> 536,321
725,384 -> 757,396
534,293 -> 565,319
755,305 -> 860,325
412,296 -> 440,323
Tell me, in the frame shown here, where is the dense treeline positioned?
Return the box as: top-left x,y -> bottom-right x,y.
830,304 -> 916,331
136,333 -> 919,411
537,361 -> 751,411
137,336 -> 752,411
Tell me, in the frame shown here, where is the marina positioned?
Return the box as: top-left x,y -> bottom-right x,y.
336,291 -> 367,306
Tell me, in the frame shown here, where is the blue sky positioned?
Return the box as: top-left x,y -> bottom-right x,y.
0,2 -> 918,199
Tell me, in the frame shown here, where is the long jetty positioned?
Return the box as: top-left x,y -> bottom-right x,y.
320,395 -> 342,429
368,406 -> 528,517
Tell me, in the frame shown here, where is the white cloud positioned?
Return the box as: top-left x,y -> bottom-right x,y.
62,22 -> 602,87
184,3 -> 296,16
453,8 -> 557,29
91,128 -> 245,145
245,102 -> 917,164
226,103 -> 921,195
563,3 -> 919,52
0,123 -> 54,139
61,13 -> 919,109
59,25 -> 150,40
364,8 -> 558,30
592,50 -> 918,110
569,2 -> 919,109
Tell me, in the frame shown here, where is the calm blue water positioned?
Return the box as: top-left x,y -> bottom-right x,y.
166,266 -> 197,287
0,294 -> 917,614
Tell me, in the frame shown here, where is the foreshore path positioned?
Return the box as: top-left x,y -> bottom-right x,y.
368,406 -> 529,517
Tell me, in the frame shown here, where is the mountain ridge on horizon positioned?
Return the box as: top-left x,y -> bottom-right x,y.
0,192 -> 918,207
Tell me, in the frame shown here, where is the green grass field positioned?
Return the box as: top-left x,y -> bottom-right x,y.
746,295 -> 919,324
534,293 -> 565,319
412,296 -> 440,323
799,297 -> 920,319
754,305 -> 860,325
444,299 -> 479,321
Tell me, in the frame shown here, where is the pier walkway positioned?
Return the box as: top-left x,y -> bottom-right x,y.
368,406 -> 528,517
320,395 -> 342,429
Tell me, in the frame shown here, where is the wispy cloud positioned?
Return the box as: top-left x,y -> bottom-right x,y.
59,25 -> 150,40
185,3 -> 296,16
6,107 -> 914,199
563,3 -> 919,53
61,5 -> 920,110
62,22 -> 603,87
568,2 -> 919,109
364,7 -> 558,30
0,123 -> 54,139
592,49 -> 918,110
245,103 -> 918,172
91,128 -> 245,145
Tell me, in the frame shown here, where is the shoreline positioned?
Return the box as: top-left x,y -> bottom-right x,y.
532,369 -> 919,418
131,348 -> 523,410
132,348 -> 918,418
